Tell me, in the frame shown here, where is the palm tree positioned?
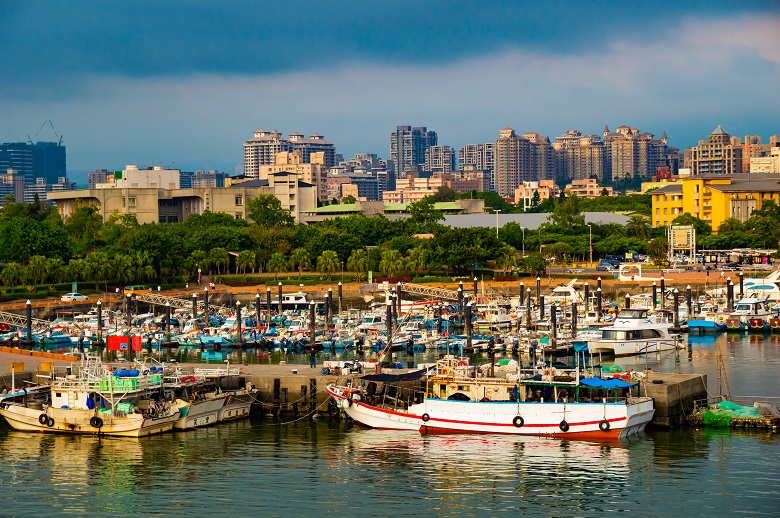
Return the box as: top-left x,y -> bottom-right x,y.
379,249 -> 404,277
47,258 -> 65,284
647,237 -> 669,266
346,249 -> 368,282
236,250 -> 256,274
209,248 -> 230,276
405,246 -> 426,277
67,259 -> 87,285
26,255 -> 49,288
130,251 -> 156,283
267,253 -> 288,280
317,250 -> 340,281
0,262 -> 24,290
191,249 -> 208,275
718,217 -> 744,233
625,215 -> 652,240
84,250 -> 112,290
495,244 -> 518,272
290,248 -> 311,280
112,254 -> 135,286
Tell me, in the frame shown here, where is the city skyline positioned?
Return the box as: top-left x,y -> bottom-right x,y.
1,1 -> 778,183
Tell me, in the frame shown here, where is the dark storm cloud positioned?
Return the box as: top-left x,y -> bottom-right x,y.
0,0 -> 775,98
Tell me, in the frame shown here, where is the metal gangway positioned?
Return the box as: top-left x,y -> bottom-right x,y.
133,293 -> 223,312
0,310 -> 50,328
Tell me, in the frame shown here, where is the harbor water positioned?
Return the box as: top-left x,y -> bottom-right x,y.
1,333 -> 778,516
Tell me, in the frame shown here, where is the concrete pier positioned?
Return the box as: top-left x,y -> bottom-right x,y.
641,371 -> 708,428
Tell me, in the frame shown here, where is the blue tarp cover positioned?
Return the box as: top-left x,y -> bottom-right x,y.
580,377 -> 636,389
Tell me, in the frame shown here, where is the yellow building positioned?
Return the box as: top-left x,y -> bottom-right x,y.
651,173 -> 780,230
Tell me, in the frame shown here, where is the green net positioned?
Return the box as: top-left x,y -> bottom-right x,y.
704,410 -> 731,428
602,365 -> 624,373
716,401 -> 762,418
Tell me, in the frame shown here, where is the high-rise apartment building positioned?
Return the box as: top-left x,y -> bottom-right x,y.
424,145 -> 456,174
389,126 -> 437,184
685,125 -> 743,176
0,141 -> 66,184
524,132 -> 555,182
553,131 -> 605,182
604,125 -> 667,180
494,128 -> 530,197
243,129 -> 335,178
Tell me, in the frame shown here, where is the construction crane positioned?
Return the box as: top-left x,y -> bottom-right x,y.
27,120 -> 63,145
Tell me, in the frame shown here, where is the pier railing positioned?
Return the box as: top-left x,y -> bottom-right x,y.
133,293 -> 222,312
0,310 -> 49,327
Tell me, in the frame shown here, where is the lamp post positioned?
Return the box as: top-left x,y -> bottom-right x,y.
587,223 -> 592,266
493,208 -> 501,238
520,226 -> 525,258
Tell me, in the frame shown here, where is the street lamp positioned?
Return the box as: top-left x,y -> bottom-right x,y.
521,226 -> 525,258
587,224 -> 592,266
493,209 -> 501,238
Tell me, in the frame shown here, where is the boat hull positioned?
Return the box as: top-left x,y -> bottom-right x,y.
327,386 -> 654,439
174,395 -> 228,429
588,339 -> 678,357
0,403 -> 179,437
218,393 -> 253,422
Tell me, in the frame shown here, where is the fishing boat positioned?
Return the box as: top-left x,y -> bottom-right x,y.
586,308 -> 680,357
326,356 -> 654,440
0,356 -> 179,437
725,298 -> 775,332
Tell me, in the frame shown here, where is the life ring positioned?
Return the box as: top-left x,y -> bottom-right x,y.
512,415 -> 524,428
46,416 -> 55,427
456,360 -> 468,367
599,419 -> 610,432
421,413 -> 430,422
90,416 -> 104,428
559,420 -> 569,432
38,413 -> 48,425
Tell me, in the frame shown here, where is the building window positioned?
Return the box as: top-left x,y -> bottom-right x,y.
128,197 -> 136,208
235,195 -> 243,206
235,213 -> 243,220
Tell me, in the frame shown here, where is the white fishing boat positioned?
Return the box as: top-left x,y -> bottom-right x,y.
0,356 -> 179,437
587,308 -> 680,357
707,270 -> 780,301
327,356 -> 654,440
546,279 -> 583,305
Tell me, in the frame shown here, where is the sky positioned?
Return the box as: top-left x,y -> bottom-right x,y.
1,0 -> 779,184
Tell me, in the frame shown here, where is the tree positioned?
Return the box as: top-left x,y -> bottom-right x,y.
530,190 -> 541,210
520,252 -> 546,276
246,194 -> 294,228
624,215 -> 652,240
379,249 -> 404,277
25,255 -> 49,287
647,237 -> 668,266
548,194 -> 585,227
405,245 -> 427,277
495,244 -> 518,272
236,250 -> 256,274
407,196 -> 443,226
0,262 -> 24,290
112,254 -> 134,286
717,217 -> 744,234
84,250 -> 112,290
347,249 -> 368,282
341,195 -> 357,204
671,213 -> 712,237
317,250 -> 340,281
290,247 -> 311,280
208,247 -> 230,276
544,242 -> 575,270
267,253 -> 288,280
431,187 -> 457,202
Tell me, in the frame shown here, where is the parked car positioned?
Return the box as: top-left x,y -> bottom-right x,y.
722,262 -> 742,271
596,261 -> 616,272
604,255 -> 623,263
61,292 -> 89,302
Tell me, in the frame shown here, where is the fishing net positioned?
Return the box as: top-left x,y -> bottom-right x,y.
703,410 -> 731,427
602,365 -> 624,373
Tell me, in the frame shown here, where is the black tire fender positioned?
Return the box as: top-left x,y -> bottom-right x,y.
421,413 -> 430,422
559,420 -> 569,432
512,415 -> 524,428
90,416 -> 104,428
599,419 -> 610,432
39,413 -> 48,425
46,416 -> 55,427
214,343 -> 222,352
